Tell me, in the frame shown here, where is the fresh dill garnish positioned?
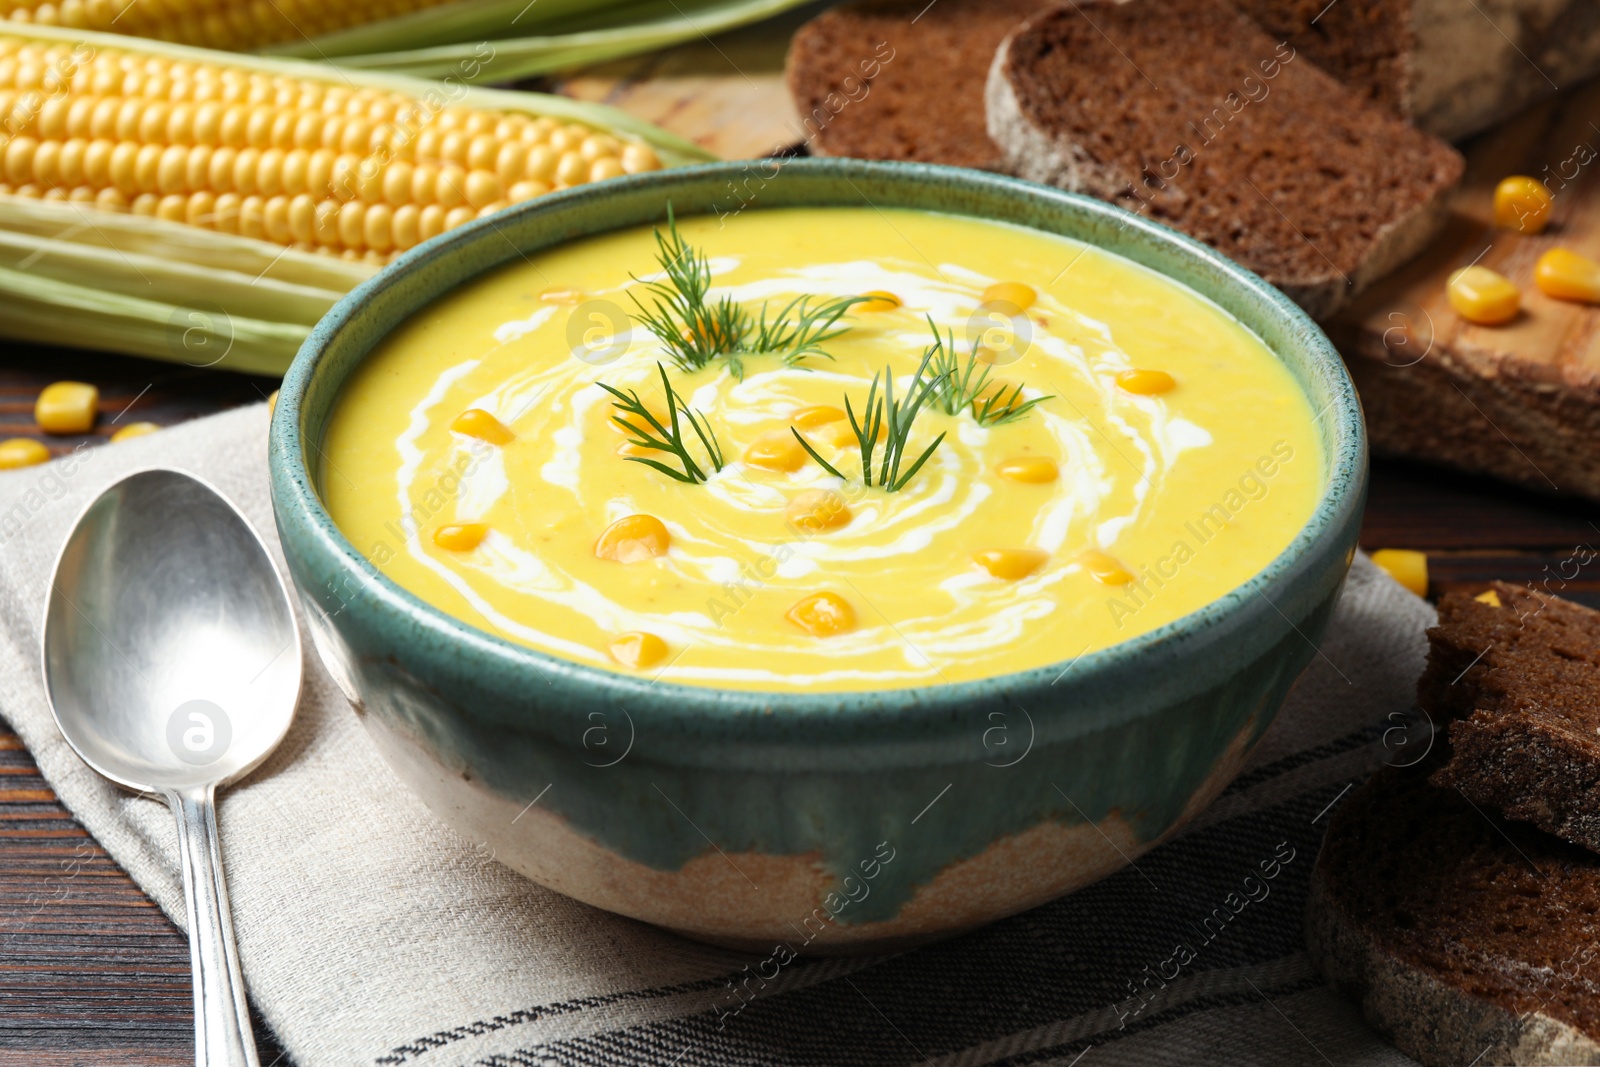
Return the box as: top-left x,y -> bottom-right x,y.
924,316 -> 1052,427
627,207 -> 866,380
599,362 -> 725,485
628,207 -> 747,376
970,379 -> 1051,427
791,346 -> 949,493
749,293 -> 868,370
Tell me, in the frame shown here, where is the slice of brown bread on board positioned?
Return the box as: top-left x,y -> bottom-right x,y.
1420,580 -> 1600,853
1237,0 -> 1600,140
984,0 -> 1464,321
784,0 -> 1056,171
786,0 -> 1600,170
1307,762 -> 1600,1066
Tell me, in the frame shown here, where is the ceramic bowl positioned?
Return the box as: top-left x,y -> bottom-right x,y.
269,159 -> 1365,952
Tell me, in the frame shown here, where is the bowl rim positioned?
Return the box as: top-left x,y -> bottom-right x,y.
270,157 -> 1365,721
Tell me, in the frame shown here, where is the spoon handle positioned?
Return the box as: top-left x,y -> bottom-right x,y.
168,785 -> 261,1067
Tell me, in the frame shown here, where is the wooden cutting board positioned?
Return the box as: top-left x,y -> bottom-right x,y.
552,4 -> 820,160
1329,78 -> 1600,500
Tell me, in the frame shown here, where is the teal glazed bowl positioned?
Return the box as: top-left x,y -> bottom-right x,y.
269,159 -> 1366,952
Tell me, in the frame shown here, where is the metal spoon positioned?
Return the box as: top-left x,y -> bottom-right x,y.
41,469 -> 302,1067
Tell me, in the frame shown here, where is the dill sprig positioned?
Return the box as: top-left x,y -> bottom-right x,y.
599,362 -> 725,485
628,207 -> 748,376
791,347 -> 949,493
925,316 -> 1052,427
628,208 -> 866,380
749,293 -> 869,370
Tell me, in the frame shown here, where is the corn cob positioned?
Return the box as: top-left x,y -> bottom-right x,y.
0,0 -> 463,52
0,23 -> 714,371
0,30 -> 687,264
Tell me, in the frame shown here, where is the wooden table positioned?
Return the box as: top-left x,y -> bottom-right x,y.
4,13 -> 1600,1065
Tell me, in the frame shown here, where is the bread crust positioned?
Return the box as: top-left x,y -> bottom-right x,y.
785,0 -> 1051,170
985,35 -> 1125,203
983,1 -> 1462,320
1407,0 -> 1600,141
1423,583 -> 1600,851
1307,866 -> 1600,1066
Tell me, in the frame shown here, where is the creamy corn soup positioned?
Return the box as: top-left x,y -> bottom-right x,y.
322,208 -> 1323,691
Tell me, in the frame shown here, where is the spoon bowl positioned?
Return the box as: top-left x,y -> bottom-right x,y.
43,469 -> 300,791
42,468 -> 301,1067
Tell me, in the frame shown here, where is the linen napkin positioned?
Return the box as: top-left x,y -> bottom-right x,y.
0,403 -> 1432,1067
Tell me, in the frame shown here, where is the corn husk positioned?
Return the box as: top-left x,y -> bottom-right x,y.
266,0 -> 817,82
0,197 -> 374,374
0,25 -> 717,375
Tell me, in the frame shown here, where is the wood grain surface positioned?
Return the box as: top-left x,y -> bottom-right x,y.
1334,76 -> 1600,499
3,9 -> 1600,1065
1339,76 -> 1600,378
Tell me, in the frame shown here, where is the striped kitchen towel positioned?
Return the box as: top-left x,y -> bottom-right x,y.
0,404 -> 1427,1066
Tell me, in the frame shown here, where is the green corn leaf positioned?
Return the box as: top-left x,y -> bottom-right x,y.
264,0 -> 640,58
0,265 -> 312,376
267,0 -> 817,84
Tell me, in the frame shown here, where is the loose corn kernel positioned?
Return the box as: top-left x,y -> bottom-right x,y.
35,380 -> 97,434
1475,589 -> 1503,607
791,405 -> 847,429
1448,265 -> 1520,325
785,592 -> 856,637
857,290 -> 900,313
0,437 -> 49,469
981,281 -> 1036,311
110,420 -> 159,442
1116,369 -> 1176,395
1534,248 -> 1600,303
451,407 -> 514,445
973,548 -> 1049,581
785,489 -> 852,532
996,456 -> 1058,483
594,513 -> 670,562
609,631 -> 668,670
1079,549 -> 1132,585
744,429 -> 808,472
1370,548 -> 1428,597
1493,176 -> 1554,234
433,522 -> 489,551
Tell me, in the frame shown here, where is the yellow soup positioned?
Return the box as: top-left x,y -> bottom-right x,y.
322,208 -> 1323,691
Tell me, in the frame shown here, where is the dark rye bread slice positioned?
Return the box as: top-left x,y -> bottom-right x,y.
1244,0 -> 1600,141
784,0 -> 1055,171
787,1 -> 1600,168
985,0 -> 1464,321
1307,763 -> 1600,1066
1422,581 -> 1600,852
1234,0 -> 1413,116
